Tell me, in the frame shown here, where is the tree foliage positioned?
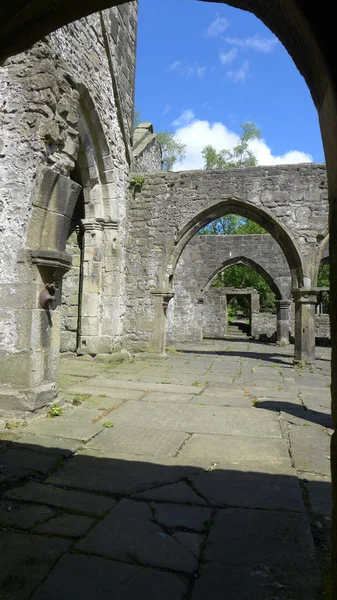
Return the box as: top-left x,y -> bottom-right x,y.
156,130 -> 186,171
212,264 -> 276,314
202,122 -> 261,170
317,262 -> 330,313
199,214 -> 266,236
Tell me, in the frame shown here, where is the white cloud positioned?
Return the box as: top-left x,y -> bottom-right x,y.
171,117 -> 312,171
225,60 -> 249,83
169,60 -> 182,71
163,104 -> 171,116
168,61 -> 207,79
172,109 -> 195,127
225,34 -> 279,53
204,15 -> 229,38
220,48 -> 238,65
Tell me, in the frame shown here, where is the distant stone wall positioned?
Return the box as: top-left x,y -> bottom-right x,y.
315,314 -> 330,341
251,312 -> 277,341
166,234 -> 291,345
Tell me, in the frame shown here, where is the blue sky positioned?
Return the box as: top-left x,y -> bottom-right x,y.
135,0 -> 325,170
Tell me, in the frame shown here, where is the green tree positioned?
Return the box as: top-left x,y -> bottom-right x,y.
213,264 -> 276,314
317,262 -> 330,313
202,122 -> 261,169
199,214 -> 266,236
156,130 -> 186,171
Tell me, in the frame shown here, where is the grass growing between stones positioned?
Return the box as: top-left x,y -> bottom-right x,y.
72,394 -> 92,405
47,405 -> 63,418
5,420 -> 27,430
102,421 -> 114,428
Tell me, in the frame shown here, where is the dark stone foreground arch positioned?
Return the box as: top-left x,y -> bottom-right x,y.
2,0 -> 337,592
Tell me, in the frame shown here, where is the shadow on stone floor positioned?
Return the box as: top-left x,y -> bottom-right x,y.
177,348 -> 293,366
255,402 -> 333,429
0,439 -> 332,600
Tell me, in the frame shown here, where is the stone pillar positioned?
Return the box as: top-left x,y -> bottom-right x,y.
149,290 -> 174,355
77,219 -> 106,355
293,290 -> 317,364
275,300 -> 292,346
250,292 -> 260,338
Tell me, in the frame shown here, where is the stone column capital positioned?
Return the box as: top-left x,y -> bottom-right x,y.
275,299 -> 292,309
293,289 -> 317,304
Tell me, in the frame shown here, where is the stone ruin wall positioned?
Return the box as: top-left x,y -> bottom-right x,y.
125,165 -> 328,353
0,4 -> 138,400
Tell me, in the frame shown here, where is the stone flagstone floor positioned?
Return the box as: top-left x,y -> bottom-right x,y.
0,339 -> 332,599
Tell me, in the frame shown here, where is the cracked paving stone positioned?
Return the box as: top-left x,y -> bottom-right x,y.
173,531 -> 203,558
47,450 -> 207,495
151,502 -> 211,530
0,447 -> 60,478
31,553 -> 187,600
0,500 -> 56,529
5,482 -> 116,516
191,563 -> 322,600
109,402 -> 282,438
76,498 -> 198,573
189,464 -> 305,510
0,531 -> 70,600
35,513 -> 95,537
24,407 -> 104,442
132,480 -> 207,505
86,426 -> 189,457
205,508 -> 317,571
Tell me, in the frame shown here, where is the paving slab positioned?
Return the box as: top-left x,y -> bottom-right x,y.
35,513 -> 95,537
205,508 -> 317,571
290,443 -> 331,476
108,402 -> 282,438
24,407 -> 103,441
65,386 -> 145,404
174,531 -> 203,558
2,433 -> 81,456
0,500 -> 55,529
47,450 -> 207,495
141,391 -> 195,403
86,426 -> 189,457
0,447 -> 59,478
76,498 -> 198,573
299,473 -> 332,516
133,480 -> 207,505
191,563 -> 322,600
5,482 -> 116,516
189,464 -> 304,510
69,378 -> 205,395
0,531 -> 69,600
151,502 -> 211,530
179,433 -> 290,465
31,554 -> 187,600
280,409 -> 333,429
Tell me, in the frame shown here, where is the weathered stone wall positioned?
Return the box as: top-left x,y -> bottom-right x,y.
315,314 -> 331,341
125,165 -> 328,353
132,123 -> 162,172
61,229 -> 82,352
252,312 -> 277,341
0,4 -> 138,410
202,290 -> 227,340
